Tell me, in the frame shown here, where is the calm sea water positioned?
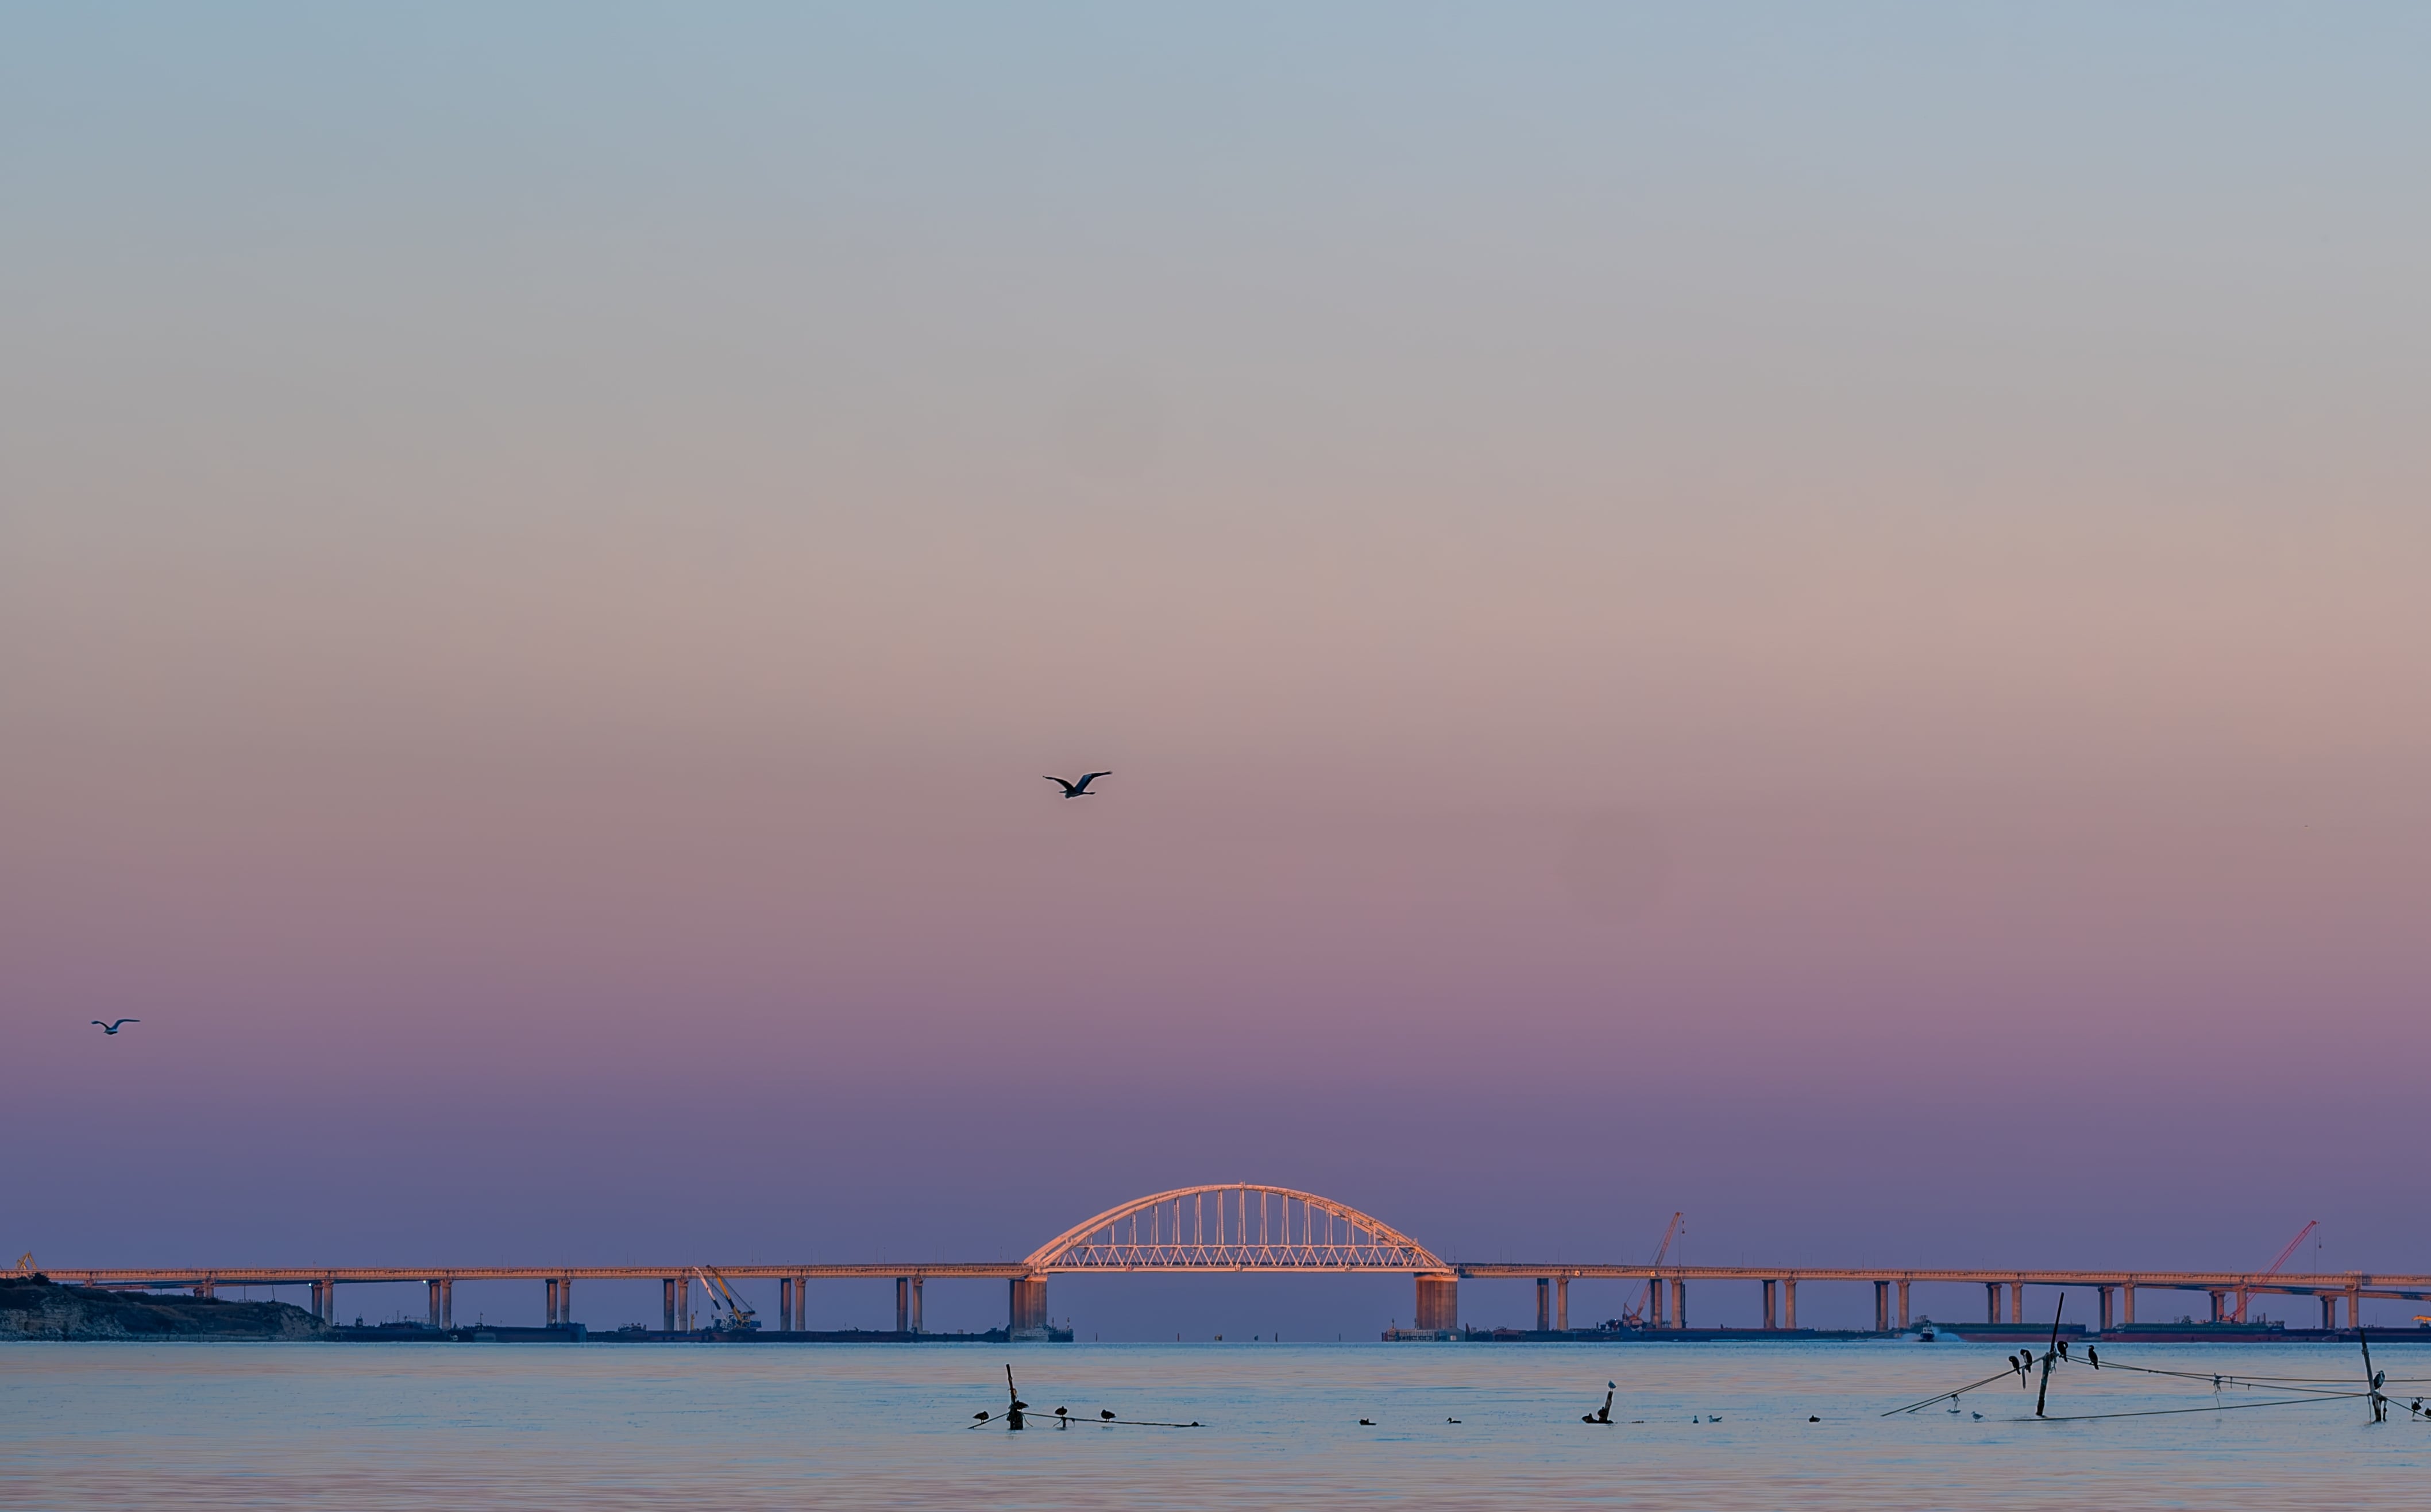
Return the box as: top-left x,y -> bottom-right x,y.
4,1341 -> 2426,1510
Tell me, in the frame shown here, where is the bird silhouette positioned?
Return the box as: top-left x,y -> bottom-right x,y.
91,1020 -> 139,1035
1044,772 -> 1112,798
1099,1410 -> 1115,1421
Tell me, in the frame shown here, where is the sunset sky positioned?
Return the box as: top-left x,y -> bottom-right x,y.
6,3 -> 2428,1336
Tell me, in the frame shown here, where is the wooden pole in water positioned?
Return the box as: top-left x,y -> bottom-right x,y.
2034,1294 -> 2065,1418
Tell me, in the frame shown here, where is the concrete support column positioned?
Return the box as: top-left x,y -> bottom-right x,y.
1556,1276 -> 1568,1332
2097,1286 -> 2113,1333
897,1278 -> 911,1334
1986,1283 -> 2001,1324
1897,1279 -> 1910,1328
1762,1279 -> 1777,1330
778,1278 -> 792,1333
910,1276 -> 924,1334
2011,1281 -> 2025,1325
1009,1276 -> 1051,1334
663,1278 -> 677,1333
1648,1275 -> 1664,1328
1670,1278 -> 1688,1330
2122,1283 -> 2135,1325
1875,1280 -> 1890,1333
1535,1278 -> 1550,1332
677,1275 -> 690,1332
2345,1282 -> 2362,1332
559,1278 -> 572,1326
546,1279 -> 559,1326
2321,1295 -> 2335,1330
1784,1278 -> 1797,1330
194,1283 -> 215,1300
428,1279 -> 442,1328
1414,1274 -> 1458,1332
439,1279 -> 453,1329
797,1275 -> 810,1331
2209,1291 -> 2225,1324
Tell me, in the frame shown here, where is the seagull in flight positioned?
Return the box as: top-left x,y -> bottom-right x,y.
1043,772 -> 1112,799
91,1019 -> 140,1035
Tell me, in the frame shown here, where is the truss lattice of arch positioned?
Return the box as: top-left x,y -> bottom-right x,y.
1024,1185 -> 1445,1272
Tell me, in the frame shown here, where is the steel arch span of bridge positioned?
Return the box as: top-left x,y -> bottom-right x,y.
1024,1184 -> 1444,1273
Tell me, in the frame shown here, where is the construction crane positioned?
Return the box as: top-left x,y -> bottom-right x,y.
1618,1213 -> 1684,1329
2236,1220 -> 2318,1322
691,1267 -> 760,1333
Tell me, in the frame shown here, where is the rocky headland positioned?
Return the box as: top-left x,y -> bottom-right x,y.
1,1275 -> 327,1340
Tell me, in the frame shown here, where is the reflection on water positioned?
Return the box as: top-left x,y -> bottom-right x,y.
5,1341 -> 2428,1510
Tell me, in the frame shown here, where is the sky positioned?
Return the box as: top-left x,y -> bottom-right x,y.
5,3 -> 2428,1337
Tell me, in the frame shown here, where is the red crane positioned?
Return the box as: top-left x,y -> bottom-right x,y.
2237,1220 -> 2318,1322
1620,1213 -> 1684,1329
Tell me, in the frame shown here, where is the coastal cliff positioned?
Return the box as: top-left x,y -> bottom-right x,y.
0,1275 -> 327,1341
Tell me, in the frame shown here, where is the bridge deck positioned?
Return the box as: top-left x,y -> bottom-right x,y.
33,1264 -> 2431,1301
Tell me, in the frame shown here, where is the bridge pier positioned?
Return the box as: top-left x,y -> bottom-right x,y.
2345,1281 -> 2361,1330
778,1278 -> 793,1332
1535,1278 -> 1550,1332
1762,1279 -> 1776,1329
545,1278 -> 559,1325
2121,1282 -> 2135,1325
1874,1280 -> 1890,1332
1985,1282 -> 2001,1323
2097,1286 -> 2113,1332
2321,1295 -> 2335,1330
1009,1276 -> 1049,1336
1783,1278 -> 1797,1330
1648,1274 -> 1664,1328
911,1276 -> 924,1333
1897,1278 -> 1909,1328
662,1277 -> 677,1333
1556,1276 -> 1566,1332
2209,1290 -> 2225,1323
2010,1280 -> 2025,1324
897,1278 -> 912,1334
1414,1273 -> 1457,1332
1670,1278 -> 1687,1330
427,1279 -> 452,1329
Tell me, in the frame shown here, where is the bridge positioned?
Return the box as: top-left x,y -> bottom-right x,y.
40,1183 -> 2431,1336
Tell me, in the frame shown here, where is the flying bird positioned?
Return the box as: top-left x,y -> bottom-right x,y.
91,1020 -> 139,1035
1044,772 -> 1112,798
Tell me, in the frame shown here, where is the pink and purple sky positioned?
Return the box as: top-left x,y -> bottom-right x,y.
5,3 -> 2428,1335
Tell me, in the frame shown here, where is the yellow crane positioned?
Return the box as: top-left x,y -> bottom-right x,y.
690,1267 -> 760,1333
1620,1213 -> 1684,1329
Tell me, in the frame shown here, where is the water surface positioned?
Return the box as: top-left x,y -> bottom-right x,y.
5,1341 -> 2426,1509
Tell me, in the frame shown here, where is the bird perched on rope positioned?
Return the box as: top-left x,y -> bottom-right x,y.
91,1019 -> 138,1035
1043,772 -> 1112,799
